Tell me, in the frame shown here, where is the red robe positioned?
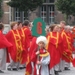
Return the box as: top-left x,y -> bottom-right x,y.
5,29 -> 27,64
0,30 -> 12,62
61,31 -> 73,62
25,37 -> 37,75
0,30 -> 12,48
23,26 -> 33,42
46,32 -> 62,69
18,28 -> 29,63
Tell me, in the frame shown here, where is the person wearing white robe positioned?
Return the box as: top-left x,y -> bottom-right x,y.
32,36 -> 50,75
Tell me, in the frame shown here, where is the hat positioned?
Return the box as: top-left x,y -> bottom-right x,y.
36,36 -> 47,45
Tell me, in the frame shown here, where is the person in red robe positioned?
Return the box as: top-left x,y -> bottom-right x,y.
61,26 -> 73,70
5,22 -> 27,70
0,23 -> 12,48
46,24 -> 63,75
17,21 -> 28,69
0,23 -> 12,73
22,20 -> 33,74
22,20 -> 33,43
59,21 -> 68,71
25,37 -> 37,75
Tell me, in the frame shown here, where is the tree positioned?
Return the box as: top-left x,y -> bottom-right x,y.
0,0 -> 3,19
7,0 -> 44,19
7,0 -> 44,11
55,0 -> 75,24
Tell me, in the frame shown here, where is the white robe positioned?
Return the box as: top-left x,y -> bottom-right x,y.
36,55 -> 50,75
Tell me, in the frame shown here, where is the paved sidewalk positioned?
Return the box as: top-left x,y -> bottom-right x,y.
59,67 -> 75,75
0,64 -> 75,75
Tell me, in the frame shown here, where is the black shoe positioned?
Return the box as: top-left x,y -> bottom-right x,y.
12,68 -> 18,71
0,70 -> 4,73
19,66 -> 26,69
19,67 -> 24,69
64,67 -> 70,70
55,71 -> 59,75
7,68 -> 12,71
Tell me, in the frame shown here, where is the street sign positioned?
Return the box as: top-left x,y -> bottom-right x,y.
32,18 -> 46,37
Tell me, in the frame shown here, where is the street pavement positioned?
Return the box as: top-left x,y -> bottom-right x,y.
1,63 -> 75,75
59,67 -> 75,75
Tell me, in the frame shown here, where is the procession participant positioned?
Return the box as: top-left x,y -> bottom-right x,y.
55,24 -> 64,72
6,22 -> 19,70
22,20 -> 33,42
60,21 -> 66,31
31,36 -> 50,75
59,21 -> 73,71
46,24 -> 63,75
22,20 -> 33,71
17,21 -> 28,69
25,37 -> 37,75
58,21 -> 67,71
6,22 -> 27,71
0,23 -> 12,73
62,25 -> 73,70
56,24 -> 62,32
17,21 -> 22,29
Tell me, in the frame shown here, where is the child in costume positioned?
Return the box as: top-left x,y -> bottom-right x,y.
31,36 -> 50,75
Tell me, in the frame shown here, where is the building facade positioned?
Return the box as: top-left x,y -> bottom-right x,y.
1,0 -> 74,32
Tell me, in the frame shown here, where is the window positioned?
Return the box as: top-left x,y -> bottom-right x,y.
15,8 -> 21,21
22,11 -> 28,22
40,5 -> 55,25
14,8 -> 28,22
40,5 -> 47,23
49,5 -> 54,24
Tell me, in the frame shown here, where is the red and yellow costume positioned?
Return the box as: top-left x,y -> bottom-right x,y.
22,26 -> 33,75
25,37 -> 37,75
5,29 -> 27,64
23,26 -> 33,42
61,30 -> 73,62
46,32 -> 62,69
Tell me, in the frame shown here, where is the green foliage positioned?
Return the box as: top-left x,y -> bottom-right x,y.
55,0 -> 75,16
0,0 -> 3,19
7,0 -> 44,11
